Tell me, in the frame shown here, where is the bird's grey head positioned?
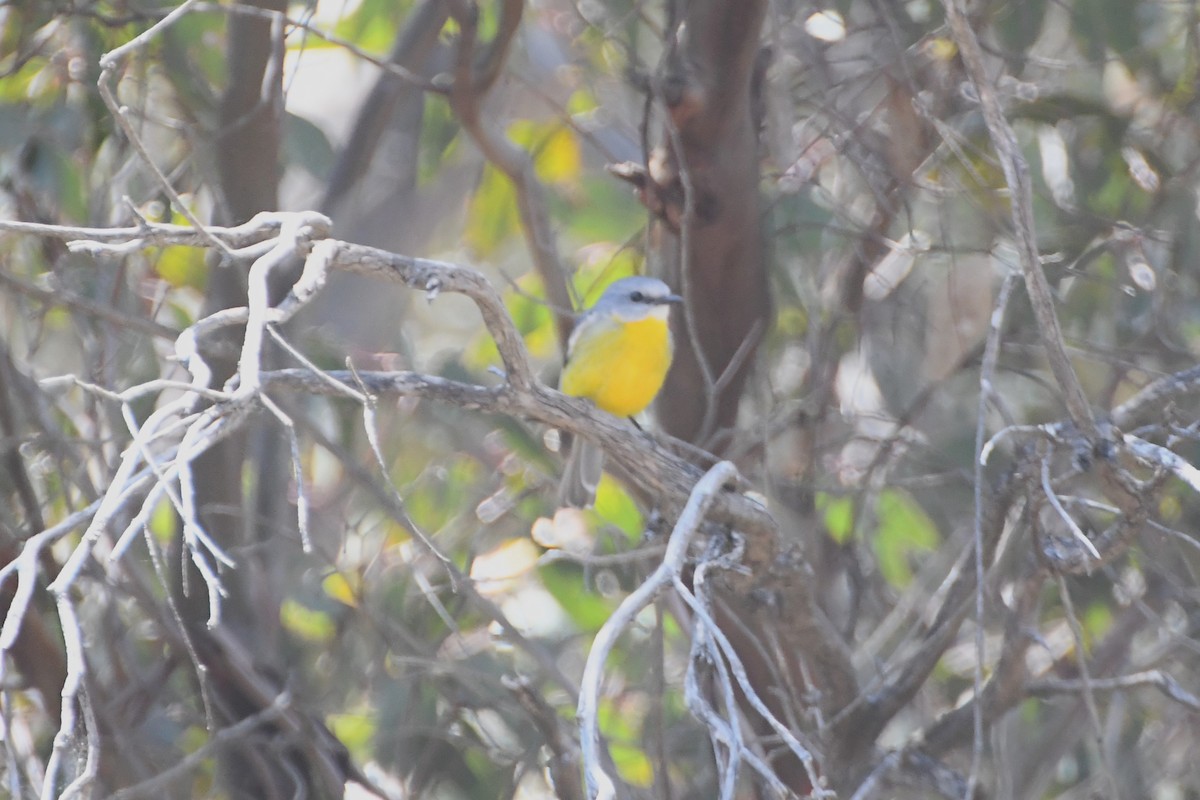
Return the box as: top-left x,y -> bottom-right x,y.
591,276 -> 683,322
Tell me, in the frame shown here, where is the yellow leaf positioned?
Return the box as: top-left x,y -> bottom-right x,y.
610,743 -> 654,788
280,599 -> 335,643
465,163 -> 521,255
926,37 -> 958,61
506,119 -> 581,186
154,244 -> 208,290
533,125 -> 581,185
322,571 -> 360,608
327,712 -> 376,752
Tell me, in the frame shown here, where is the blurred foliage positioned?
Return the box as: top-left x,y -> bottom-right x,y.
2,0 -> 1200,798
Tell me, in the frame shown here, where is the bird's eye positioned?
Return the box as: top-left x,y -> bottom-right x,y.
630,291 -> 645,302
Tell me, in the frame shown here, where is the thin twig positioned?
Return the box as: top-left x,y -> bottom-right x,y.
942,0 -> 1095,438
1027,669 -> 1200,713
658,79 -> 719,444
0,269 -> 179,340
1040,456 -> 1101,561
107,694 -> 292,800
675,573 -> 829,797
969,266 -> 1017,799
1055,575 -> 1120,798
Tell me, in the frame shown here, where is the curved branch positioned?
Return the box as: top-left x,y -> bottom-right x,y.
578,461 -> 738,800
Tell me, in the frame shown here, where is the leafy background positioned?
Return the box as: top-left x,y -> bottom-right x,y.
3,0 -> 1200,798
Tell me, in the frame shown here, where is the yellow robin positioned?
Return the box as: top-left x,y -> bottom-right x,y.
558,276 -> 682,506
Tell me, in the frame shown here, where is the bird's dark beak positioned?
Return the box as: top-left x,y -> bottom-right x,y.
660,294 -> 684,305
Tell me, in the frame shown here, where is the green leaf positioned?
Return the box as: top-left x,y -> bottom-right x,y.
539,562 -> 613,632
147,202 -> 208,289
572,245 -> 641,304
562,176 -> 646,243
1083,602 -> 1113,650
598,695 -> 639,740
0,57 -> 51,104
464,272 -> 557,370
149,495 -> 177,545
24,142 -> 87,223
333,0 -> 409,54
327,712 -> 376,754
593,475 -> 643,541
506,273 -> 556,358
816,492 -> 855,544
567,89 -> 599,115
153,243 -> 207,290
873,489 -> 939,587
407,454 -> 481,532
179,724 -> 217,795
419,100 -> 460,180
164,12 -> 228,86
285,111 -> 335,180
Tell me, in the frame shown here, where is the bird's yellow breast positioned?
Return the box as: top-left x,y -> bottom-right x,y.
560,316 -> 673,418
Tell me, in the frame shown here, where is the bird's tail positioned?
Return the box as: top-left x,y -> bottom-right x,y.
558,438 -> 603,507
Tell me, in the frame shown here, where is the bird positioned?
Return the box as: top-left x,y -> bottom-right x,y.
557,275 -> 683,507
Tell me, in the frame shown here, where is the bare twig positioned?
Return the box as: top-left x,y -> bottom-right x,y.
0,214 -> 283,252
1027,670 -> 1200,713
96,0 -> 233,258
0,269 -> 178,340
1055,575 -> 1120,797
1040,456 -> 1101,561
1111,365 -> 1200,428
107,694 -> 292,800
969,268 -> 1017,796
